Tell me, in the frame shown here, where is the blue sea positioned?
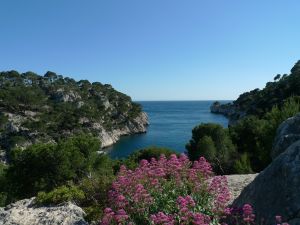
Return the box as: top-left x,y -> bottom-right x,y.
108,101 -> 230,159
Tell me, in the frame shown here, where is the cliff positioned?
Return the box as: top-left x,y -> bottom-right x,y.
0,71 -> 149,163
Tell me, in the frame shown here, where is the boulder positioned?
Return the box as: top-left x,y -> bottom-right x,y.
233,140 -> 300,225
0,198 -> 88,225
272,113 -> 300,160
225,174 -> 258,204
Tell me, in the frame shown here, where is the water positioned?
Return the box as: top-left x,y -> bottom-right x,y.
108,101 -> 230,159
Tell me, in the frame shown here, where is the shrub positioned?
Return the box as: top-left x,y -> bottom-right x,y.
117,147 -> 177,171
100,154 -> 289,225
5,134 -> 101,201
36,185 -> 85,205
186,123 -> 236,174
100,154 -> 231,224
0,163 -> 7,206
233,153 -> 253,174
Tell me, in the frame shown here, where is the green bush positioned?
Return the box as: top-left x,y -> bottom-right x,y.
36,185 -> 85,205
229,116 -> 268,172
229,97 -> 300,172
186,123 -> 236,174
0,163 -> 7,207
233,153 -> 253,174
5,134 -> 101,201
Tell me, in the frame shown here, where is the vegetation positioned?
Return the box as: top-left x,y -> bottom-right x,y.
100,154 -> 289,225
0,134 -> 115,222
36,185 -> 85,206
189,61 -> 300,174
0,70 -> 143,156
101,154 -> 230,224
186,123 -> 236,174
227,60 -> 300,118
115,147 -> 177,171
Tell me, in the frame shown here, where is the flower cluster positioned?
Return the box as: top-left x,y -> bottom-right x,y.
100,154 -> 230,225
224,204 -> 290,225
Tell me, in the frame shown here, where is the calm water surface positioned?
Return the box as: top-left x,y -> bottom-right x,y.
108,101 -> 230,159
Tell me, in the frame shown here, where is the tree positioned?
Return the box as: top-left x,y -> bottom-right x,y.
274,74 -> 281,81
5,134 -> 101,201
186,123 -> 236,174
196,136 -> 216,163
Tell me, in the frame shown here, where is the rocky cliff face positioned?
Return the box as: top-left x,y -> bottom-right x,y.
233,114 -> 300,225
0,71 -> 149,163
99,111 -> 149,147
0,198 -> 88,225
272,113 -> 300,160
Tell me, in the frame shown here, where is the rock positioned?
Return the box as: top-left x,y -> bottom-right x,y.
0,198 -> 88,225
272,113 -> 300,160
226,174 -> 258,204
210,101 -> 245,126
0,150 -> 7,164
52,89 -> 81,102
233,140 -> 300,225
100,112 -> 149,148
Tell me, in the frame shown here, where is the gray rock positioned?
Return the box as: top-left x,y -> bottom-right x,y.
0,198 -> 88,225
0,150 -> 7,164
52,89 -> 81,103
233,140 -> 300,225
100,112 -> 149,148
272,113 -> 300,160
226,174 -> 258,204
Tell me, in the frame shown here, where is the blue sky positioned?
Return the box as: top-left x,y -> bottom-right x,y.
0,0 -> 300,100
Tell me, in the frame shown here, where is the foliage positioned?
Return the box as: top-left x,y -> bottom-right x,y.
233,153 -> 253,174
116,147 -> 178,171
101,155 -> 290,225
0,70 -> 143,151
225,204 -> 289,225
101,154 -> 230,225
186,123 -> 236,174
4,134 -> 101,202
36,185 -> 85,205
0,163 -> 8,206
228,60 -> 300,118
229,97 -> 300,172
229,116 -> 268,172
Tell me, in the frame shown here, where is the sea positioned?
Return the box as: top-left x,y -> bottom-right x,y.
108,101 -> 231,159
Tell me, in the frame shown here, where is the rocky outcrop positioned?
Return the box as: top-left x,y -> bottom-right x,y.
100,112 -> 149,148
0,71 -> 150,163
51,88 -> 82,103
0,198 -> 88,225
272,113 -> 300,160
226,174 -> 258,204
233,140 -> 300,225
210,101 -> 245,126
0,111 -> 148,153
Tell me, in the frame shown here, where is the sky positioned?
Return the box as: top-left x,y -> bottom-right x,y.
0,0 -> 300,101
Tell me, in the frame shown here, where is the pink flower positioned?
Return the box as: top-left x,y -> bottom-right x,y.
276,215 -> 282,223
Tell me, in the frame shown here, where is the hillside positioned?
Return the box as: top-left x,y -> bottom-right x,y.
211,60 -> 300,125
0,70 -> 148,163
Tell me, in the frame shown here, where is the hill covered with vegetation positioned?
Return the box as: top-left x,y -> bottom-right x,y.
188,60 -> 300,174
0,70 -> 148,163
211,60 -> 300,124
